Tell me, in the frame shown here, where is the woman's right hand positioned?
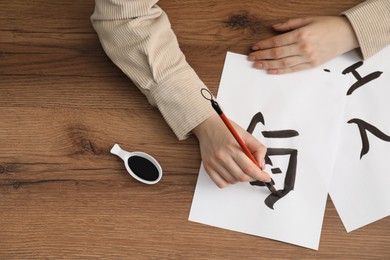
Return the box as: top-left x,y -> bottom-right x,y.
193,114 -> 271,188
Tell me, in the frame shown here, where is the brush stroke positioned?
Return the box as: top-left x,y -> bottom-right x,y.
348,118 -> 390,159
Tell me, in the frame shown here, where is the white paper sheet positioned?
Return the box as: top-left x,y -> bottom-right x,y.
189,52 -> 349,250
190,46 -> 390,248
329,46 -> 390,232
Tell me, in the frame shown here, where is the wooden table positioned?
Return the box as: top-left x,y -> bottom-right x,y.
1,0 -> 389,258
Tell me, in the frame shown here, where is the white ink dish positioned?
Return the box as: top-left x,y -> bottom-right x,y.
110,144 -> 163,185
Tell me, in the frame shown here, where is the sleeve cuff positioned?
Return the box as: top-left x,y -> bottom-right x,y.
342,0 -> 390,59
150,67 -> 215,140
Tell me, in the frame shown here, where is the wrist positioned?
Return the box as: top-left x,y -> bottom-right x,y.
339,16 -> 359,52
192,114 -> 220,140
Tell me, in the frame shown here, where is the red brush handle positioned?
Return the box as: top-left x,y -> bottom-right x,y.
220,113 -> 261,169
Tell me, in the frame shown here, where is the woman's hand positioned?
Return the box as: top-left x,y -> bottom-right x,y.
193,114 -> 271,188
248,16 -> 359,74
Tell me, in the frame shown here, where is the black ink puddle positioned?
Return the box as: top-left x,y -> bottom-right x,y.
128,156 -> 159,181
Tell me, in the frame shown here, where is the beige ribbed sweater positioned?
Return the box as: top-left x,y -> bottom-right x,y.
343,0 -> 390,59
91,0 -> 390,140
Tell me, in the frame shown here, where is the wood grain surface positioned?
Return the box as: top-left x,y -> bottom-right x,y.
1,0 -> 389,258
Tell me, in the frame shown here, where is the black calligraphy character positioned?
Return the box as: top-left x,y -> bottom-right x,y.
342,61 -> 383,95
348,118 -> 390,159
246,112 -> 299,210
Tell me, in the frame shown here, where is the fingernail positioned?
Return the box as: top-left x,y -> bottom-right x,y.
268,69 -> 278,74
261,159 -> 266,169
252,46 -> 259,51
248,55 -> 255,61
254,62 -> 263,69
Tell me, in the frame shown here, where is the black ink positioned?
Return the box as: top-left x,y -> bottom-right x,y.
246,112 -> 265,133
252,148 -> 298,209
324,69 -> 330,72
251,178 -> 275,187
247,112 -> 298,139
271,168 -> 282,174
348,118 -> 390,159
265,155 -> 273,166
246,112 -> 299,210
262,130 -> 299,138
342,61 -> 383,95
128,156 -> 160,181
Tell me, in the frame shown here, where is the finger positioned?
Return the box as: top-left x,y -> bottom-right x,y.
272,17 -> 313,32
243,132 -> 267,170
244,133 -> 267,160
220,152 -> 253,183
234,152 -> 271,183
211,159 -> 238,184
253,55 -> 305,70
205,166 -> 230,188
258,170 -> 271,183
251,31 -> 298,51
211,143 -> 251,183
224,148 -> 256,183
249,44 -> 300,61
267,62 -> 314,74
252,150 -> 266,170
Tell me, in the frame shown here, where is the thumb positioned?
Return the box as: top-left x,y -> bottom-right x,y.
272,17 -> 312,32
